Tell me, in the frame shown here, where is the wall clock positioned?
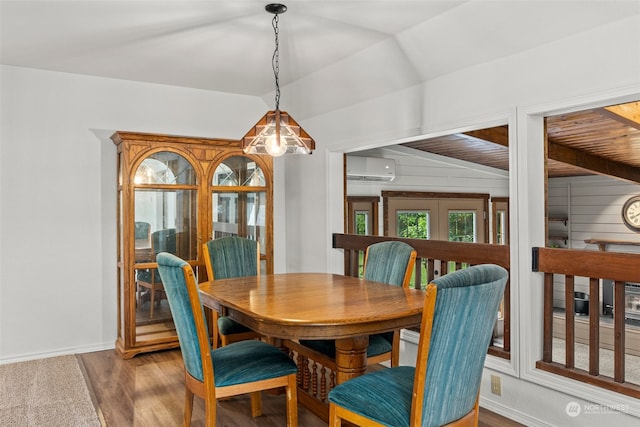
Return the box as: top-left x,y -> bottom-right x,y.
622,195 -> 640,232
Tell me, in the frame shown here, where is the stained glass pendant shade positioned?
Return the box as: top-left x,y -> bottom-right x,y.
241,3 -> 315,157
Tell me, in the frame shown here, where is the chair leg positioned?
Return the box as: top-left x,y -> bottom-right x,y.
183,388 -> 194,427
285,374 -> 299,427
250,391 -> 263,418
329,403 -> 341,427
220,333 -> 230,347
149,286 -> 155,319
391,330 -> 401,367
211,310 -> 221,349
204,393 -> 216,427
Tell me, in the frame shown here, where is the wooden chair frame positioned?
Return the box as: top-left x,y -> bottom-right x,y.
177,261 -> 298,427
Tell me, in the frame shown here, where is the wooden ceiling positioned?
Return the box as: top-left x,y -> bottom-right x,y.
402,101 -> 640,183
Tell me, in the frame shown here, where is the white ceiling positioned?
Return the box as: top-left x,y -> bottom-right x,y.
2,0 -> 639,106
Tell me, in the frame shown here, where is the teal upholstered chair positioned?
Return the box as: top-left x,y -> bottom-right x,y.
134,221 -> 151,243
328,264 -> 508,427
156,252 -> 298,427
203,237 -> 262,348
300,240 -> 417,367
137,228 -> 176,318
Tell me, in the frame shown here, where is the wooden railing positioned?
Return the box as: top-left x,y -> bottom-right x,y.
333,233 -> 511,359
532,247 -> 640,398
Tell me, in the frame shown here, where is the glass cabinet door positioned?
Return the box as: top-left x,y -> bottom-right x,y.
211,156 -> 269,273
133,151 -> 197,343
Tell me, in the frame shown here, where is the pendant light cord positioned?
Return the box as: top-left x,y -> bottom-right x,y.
272,13 -> 280,111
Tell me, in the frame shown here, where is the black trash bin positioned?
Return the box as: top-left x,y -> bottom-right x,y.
574,292 -> 589,315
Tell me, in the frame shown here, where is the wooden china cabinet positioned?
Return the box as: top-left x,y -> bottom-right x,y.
112,131 -> 273,358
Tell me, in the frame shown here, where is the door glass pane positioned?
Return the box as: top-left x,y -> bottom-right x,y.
496,210 -> 507,245
446,211 -> 476,272
448,211 -> 476,242
396,210 -> 429,239
355,211 -> 369,235
397,210 -> 428,287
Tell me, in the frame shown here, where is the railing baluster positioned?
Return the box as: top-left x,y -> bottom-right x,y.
414,257 -> 423,290
614,280 -> 626,383
427,259 -> 435,283
565,275 -> 575,369
543,272 -> 554,363
588,277 -> 600,376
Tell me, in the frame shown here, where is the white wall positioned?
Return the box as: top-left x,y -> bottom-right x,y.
282,14 -> 640,426
550,176 -> 640,307
0,65 -> 271,361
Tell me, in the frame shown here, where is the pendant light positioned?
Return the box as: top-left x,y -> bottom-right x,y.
241,3 -> 315,157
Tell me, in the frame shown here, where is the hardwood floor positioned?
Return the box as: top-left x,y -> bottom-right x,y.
79,348 -> 524,427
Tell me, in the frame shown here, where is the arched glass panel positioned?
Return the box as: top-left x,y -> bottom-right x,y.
135,151 -> 196,185
213,156 -> 265,186
212,156 -> 267,272
133,151 -> 198,337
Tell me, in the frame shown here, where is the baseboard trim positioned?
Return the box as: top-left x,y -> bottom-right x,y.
0,342 -> 116,365
480,397 -> 552,427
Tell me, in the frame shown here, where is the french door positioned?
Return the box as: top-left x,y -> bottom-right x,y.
383,192 -> 489,278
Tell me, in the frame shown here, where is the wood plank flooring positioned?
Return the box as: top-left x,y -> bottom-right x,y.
79,348 -> 525,427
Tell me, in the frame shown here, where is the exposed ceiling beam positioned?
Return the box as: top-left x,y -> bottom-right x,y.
464,126 -> 509,147
599,101 -> 640,130
548,141 -> 640,183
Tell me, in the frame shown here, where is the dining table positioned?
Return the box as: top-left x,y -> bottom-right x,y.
198,272 -> 426,385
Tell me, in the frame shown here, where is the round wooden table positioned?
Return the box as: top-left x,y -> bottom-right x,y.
199,272 -> 426,384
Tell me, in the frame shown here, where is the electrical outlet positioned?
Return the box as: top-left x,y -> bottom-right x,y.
490,375 -> 502,396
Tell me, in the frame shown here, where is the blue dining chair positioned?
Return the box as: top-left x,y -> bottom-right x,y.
300,240 -> 417,366
203,236 -> 262,348
156,252 -> 298,427
328,264 -> 508,427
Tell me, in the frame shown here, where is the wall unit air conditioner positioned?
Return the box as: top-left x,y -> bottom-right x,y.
346,156 -> 396,182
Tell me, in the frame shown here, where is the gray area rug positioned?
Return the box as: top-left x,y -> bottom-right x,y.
0,355 -> 102,426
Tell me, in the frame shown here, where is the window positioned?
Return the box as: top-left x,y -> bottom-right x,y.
448,211 -> 476,242
396,210 -> 429,239
354,211 -> 369,235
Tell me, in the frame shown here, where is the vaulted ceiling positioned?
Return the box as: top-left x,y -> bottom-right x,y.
1,1 -> 637,113
2,1 -> 639,180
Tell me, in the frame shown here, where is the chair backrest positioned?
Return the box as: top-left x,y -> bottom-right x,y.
156,252 -> 211,385
413,264 -> 508,427
362,241 -> 417,287
203,236 -> 259,280
134,221 -> 151,241
152,228 -> 177,256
